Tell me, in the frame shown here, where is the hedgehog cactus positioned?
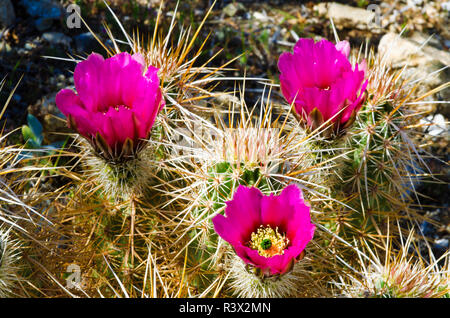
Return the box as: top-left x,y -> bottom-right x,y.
274,38 -> 440,292
164,91 -> 335,296
341,100 -> 419,213
277,38 -> 430,238
1,1 -> 447,300
333,49 -> 429,234
338,231 -> 450,298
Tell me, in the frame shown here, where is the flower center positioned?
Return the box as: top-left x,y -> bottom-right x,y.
101,104 -> 131,114
249,225 -> 289,257
260,239 -> 272,250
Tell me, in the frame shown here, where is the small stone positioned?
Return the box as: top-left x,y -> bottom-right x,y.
24,42 -> 35,51
433,238 -> 449,251
0,0 -> 15,27
41,94 -> 58,114
13,94 -> 22,102
0,40 -> 12,55
35,18 -> 54,32
379,32 -> 450,104
252,11 -> 272,23
423,3 -> 439,18
408,0 -> 423,6
55,74 -> 66,90
223,3 -> 245,17
20,0 -> 63,19
445,40 -> 450,49
17,48 -> 28,55
314,2 -> 377,30
420,114 -> 447,137
42,32 -> 72,47
193,9 -> 203,16
420,221 -> 436,237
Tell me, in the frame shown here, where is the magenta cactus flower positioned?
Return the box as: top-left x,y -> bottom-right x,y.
278,38 -> 368,136
212,185 -> 315,276
56,52 -> 165,162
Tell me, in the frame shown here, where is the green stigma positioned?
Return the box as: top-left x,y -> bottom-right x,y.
260,239 -> 272,250
249,225 -> 289,257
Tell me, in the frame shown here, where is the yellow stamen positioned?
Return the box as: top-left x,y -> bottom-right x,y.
249,225 -> 289,258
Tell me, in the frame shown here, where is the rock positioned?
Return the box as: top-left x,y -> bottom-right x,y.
252,11 -> 273,24
0,40 -> 12,55
20,0 -> 63,19
223,2 -> 245,17
42,32 -> 72,47
378,33 -> 450,107
378,32 -> 450,67
314,2 -> 377,30
20,0 -> 63,31
420,114 -> 447,137
0,0 -> 15,27
409,33 -> 450,60
24,42 -> 35,51
35,18 -> 54,32
74,32 -> 101,54
39,93 -> 69,142
433,238 -> 449,252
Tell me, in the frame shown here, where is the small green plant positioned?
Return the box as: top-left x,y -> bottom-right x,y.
20,114 -> 65,160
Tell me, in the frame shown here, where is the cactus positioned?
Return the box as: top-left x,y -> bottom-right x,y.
2,2 -> 447,299
319,49 -> 434,251
0,228 -> 21,297
80,138 -> 159,201
337,230 -> 450,298
226,254 -> 308,298
163,89 -> 340,296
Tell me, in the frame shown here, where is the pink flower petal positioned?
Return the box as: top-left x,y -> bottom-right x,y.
73,53 -> 105,112
55,89 -> 96,137
278,38 -> 367,132
103,106 -> 136,145
223,185 -> 263,240
56,52 -> 165,158
260,184 -> 302,231
212,214 -> 244,246
336,40 -> 350,58
212,185 -> 315,276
